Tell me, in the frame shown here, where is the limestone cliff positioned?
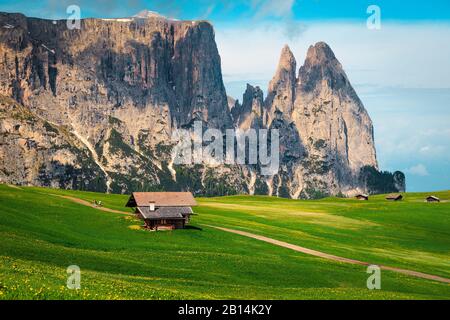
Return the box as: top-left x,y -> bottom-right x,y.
0,12 -> 404,197
0,11 -> 233,193
242,43 -> 402,198
265,44 -> 297,124
0,95 -> 107,190
291,42 -> 379,197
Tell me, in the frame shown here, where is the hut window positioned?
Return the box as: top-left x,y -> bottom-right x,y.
149,201 -> 155,211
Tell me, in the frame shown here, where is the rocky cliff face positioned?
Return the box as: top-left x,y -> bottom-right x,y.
0,11 -> 404,197
231,43 -> 400,198
232,84 -> 265,130
0,95 -> 107,190
290,42 -> 379,197
265,45 -> 297,124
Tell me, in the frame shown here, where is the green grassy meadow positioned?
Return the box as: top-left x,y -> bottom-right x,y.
0,184 -> 449,299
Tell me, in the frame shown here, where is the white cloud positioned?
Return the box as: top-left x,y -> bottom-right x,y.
419,146 -> 431,153
252,0 -> 295,19
216,21 -> 450,89
405,164 -> 429,177
201,4 -> 215,19
419,145 -> 448,157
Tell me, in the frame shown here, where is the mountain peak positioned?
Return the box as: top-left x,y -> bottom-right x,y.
278,44 -> 296,70
297,41 -> 350,93
305,42 -> 337,65
281,44 -> 293,55
265,45 -> 297,119
132,9 -> 165,19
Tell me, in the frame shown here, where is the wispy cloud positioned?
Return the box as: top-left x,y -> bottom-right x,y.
217,21 -> 450,191
405,164 -> 429,177
252,0 -> 295,19
217,22 -> 450,89
201,4 -> 216,19
419,145 -> 448,157
251,0 -> 307,40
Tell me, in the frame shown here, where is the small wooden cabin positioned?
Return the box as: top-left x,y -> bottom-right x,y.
386,194 -> 403,201
426,196 -> 440,203
125,192 -> 197,230
355,194 -> 369,201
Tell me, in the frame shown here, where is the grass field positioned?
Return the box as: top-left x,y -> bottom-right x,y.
0,184 -> 449,299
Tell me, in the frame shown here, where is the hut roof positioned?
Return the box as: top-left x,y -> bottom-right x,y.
356,194 -> 369,198
137,206 -> 193,220
426,196 -> 440,201
126,192 -> 197,207
386,194 -> 403,200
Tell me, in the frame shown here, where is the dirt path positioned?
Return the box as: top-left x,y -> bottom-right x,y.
54,195 -> 132,215
204,224 -> 450,285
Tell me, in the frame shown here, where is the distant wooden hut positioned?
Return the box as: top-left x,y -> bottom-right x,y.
386,194 -> 403,201
355,194 -> 369,201
426,196 -> 440,203
125,192 -> 197,230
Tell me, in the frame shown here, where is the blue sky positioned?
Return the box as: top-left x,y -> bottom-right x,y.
2,0 -> 450,21
1,1 -> 449,192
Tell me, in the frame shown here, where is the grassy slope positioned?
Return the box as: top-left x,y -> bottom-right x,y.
197,191 -> 450,280
0,185 -> 449,299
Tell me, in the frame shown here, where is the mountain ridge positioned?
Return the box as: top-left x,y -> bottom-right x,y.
0,12 -> 405,198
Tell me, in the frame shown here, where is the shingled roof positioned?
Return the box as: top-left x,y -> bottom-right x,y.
137,207 -> 193,220
426,195 -> 440,202
126,192 -> 197,207
386,194 -> 403,201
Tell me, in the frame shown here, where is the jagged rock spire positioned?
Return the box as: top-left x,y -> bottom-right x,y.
265,44 -> 297,124
292,41 -> 379,195
231,84 -> 265,130
298,42 -> 349,93
304,42 -> 337,65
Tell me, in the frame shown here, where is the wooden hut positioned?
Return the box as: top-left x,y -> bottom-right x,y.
125,192 -> 197,230
385,194 -> 403,201
355,194 -> 369,201
426,196 -> 440,203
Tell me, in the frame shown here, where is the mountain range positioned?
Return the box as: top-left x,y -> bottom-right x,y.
0,11 -> 405,198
